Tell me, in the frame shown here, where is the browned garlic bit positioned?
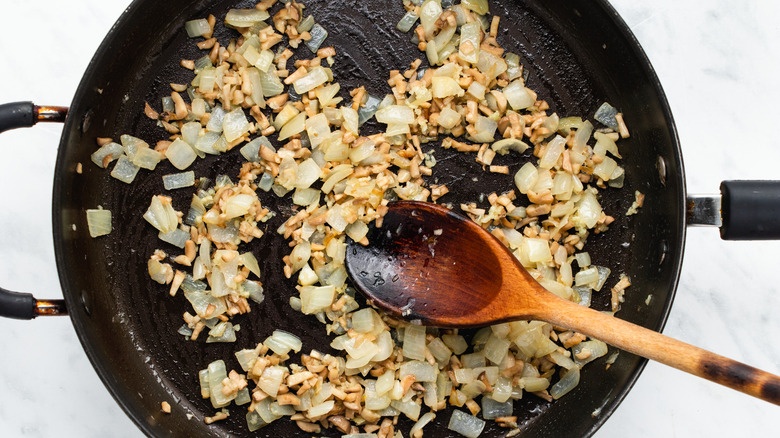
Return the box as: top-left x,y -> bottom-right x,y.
89,0 -> 642,435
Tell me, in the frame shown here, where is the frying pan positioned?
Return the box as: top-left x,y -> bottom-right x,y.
0,0 -> 776,436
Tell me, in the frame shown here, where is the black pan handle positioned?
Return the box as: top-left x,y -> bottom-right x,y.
0,101 -> 68,319
687,180 -> 780,240
0,101 -> 68,133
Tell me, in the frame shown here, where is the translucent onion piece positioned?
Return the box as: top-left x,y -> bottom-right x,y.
292,187 -> 320,206
163,171 -> 195,190
264,329 -> 303,355
86,208 -> 112,237
305,113 -> 331,148
437,106 -> 461,130
293,66 -> 330,94
120,134 -> 150,160
166,138 -> 198,170
481,397 -> 513,419
431,76 -> 464,98
492,138 -> 529,155
299,285 -> 336,314
375,105 -> 415,124
207,360 -> 234,408
305,24 -> 328,53
224,193 -> 256,220
448,410 -> 486,438
278,112 -> 307,141
222,108 -> 250,143
551,366 -> 581,400
419,0 -> 443,39
224,8 -> 270,28
110,155 -> 140,184
462,0 -> 489,15
402,324 -> 427,361
258,69 -> 284,97
459,22 -> 481,65
91,142 -> 123,168
185,18 -> 211,38
410,412 -> 436,438
345,220 -> 369,242
397,11 -> 419,33
538,135 -> 566,169
257,366 -> 286,398
504,80 -> 536,110
159,229 -> 189,249
514,162 -> 538,194
358,94 -> 382,126
399,360 -> 437,382
594,102 -> 620,130
467,115 -> 497,143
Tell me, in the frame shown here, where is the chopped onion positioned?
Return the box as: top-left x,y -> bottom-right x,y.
163,171 -> 195,190
572,190 -> 602,230
278,112 -> 307,141
400,360 -> 437,382
258,68 -> 284,97
299,285 -> 336,314
481,397 -> 512,419
224,193 -> 256,220
305,24 -> 328,53
224,8 -> 270,28
375,105 -> 415,125
185,18 -> 211,38
110,155 -> 140,184
462,0 -> 489,15
345,220 -> 368,243
538,135 -> 566,169
467,115 -> 498,143
448,410 -> 485,438
222,108 -> 250,143
159,228 -> 189,248
294,66 -> 330,94
504,80 -> 535,110
257,366 -> 286,398
292,187 -> 320,206
437,106 -> 461,130
442,334 -> 468,355
594,102 -> 619,130
91,142 -> 123,168
358,94 -> 382,126
86,208 -> 112,237
397,11 -> 419,32
459,22 -> 481,65
143,195 -> 179,234
166,138 -> 197,170
434,75 -> 466,100
207,360 -> 234,408
206,321 -> 236,343
264,329 -> 302,355
491,138 -> 529,155
483,335 -> 510,365
402,324 -> 427,361
410,412 -> 436,438
391,399 -> 422,421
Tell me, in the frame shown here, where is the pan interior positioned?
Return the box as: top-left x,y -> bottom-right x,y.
53,0 -> 684,436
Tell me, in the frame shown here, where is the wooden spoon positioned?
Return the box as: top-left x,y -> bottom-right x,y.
345,200 -> 780,405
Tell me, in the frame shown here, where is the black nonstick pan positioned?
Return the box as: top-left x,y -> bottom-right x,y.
1,0 -> 780,437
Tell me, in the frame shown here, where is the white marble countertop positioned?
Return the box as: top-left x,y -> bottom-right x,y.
1,0 -> 779,436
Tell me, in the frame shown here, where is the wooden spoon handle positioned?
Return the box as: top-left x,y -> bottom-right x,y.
541,297 -> 780,405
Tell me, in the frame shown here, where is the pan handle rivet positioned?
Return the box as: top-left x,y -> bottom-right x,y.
656,156 -> 667,186
658,239 -> 668,266
81,109 -> 93,134
80,290 -> 92,316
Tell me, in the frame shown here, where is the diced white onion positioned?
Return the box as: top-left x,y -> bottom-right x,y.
448,410 -> 486,438
86,208 -> 112,237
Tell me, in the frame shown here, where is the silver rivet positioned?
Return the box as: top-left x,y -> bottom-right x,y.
656,156 -> 667,186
